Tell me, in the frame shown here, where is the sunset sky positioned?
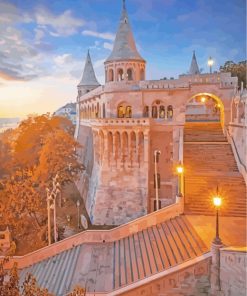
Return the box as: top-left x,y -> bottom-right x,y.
0,0 -> 245,118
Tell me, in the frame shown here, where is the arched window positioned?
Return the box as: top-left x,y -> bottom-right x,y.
167,105 -> 173,119
159,105 -> 165,118
152,106 -> 158,118
143,106 -> 149,117
126,106 -> 132,118
140,69 -> 145,81
117,69 -> 124,81
109,69 -> 114,82
118,105 -> 125,118
127,68 -> 133,81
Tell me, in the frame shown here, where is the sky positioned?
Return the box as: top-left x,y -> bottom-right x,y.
0,0 -> 245,118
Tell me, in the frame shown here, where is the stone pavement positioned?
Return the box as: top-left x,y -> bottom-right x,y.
186,215 -> 247,248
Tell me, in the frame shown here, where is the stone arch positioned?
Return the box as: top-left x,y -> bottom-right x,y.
117,101 -> 132,118
140,68 -> 145,80
96,102 -> 100,118
152,100 -> 165,119
102,103 -> 106,118
117,68 -> 124,81
167,105 -> 173,120
108,131 -> 113,156
187,93 -> 225,126
127,68 -> 133,81
108,69 -> 114,82
122,131 -> 128,162
137,131 -> 144,163
99,130 -> 104,161
130,131 -> 136,164
143,105 -> 149,117
115,131 -> 121,160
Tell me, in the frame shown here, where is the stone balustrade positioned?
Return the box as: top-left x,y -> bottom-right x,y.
3,200 -> 183,270
80,117 -> 150,127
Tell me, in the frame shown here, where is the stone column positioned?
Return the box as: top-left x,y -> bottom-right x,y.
210,242 -> 224,296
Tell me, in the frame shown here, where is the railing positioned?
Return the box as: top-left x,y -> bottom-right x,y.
3,199 -> 184,269
225,126 -> 247,183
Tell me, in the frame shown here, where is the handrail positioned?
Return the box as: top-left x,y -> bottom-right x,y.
225,127 -> 246,172
3,200 -> 183,269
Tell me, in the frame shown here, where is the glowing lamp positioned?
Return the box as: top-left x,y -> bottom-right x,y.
176,165 -> 184,174
213,196 -> 222,207
201,97 -> 206,103
208,57 -> 214,67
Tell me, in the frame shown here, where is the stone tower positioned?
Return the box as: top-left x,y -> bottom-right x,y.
189,50 -> 200,75
104,0 -> 146,83
77,50 -> 100,96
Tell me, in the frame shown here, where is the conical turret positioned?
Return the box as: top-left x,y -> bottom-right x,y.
106,0 -> 144,62
189,51 -> 200,75
104,1 -> 146,83
78,50 -> 100,96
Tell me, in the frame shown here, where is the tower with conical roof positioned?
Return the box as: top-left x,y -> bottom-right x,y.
77,50 -> 100,97
104,0 -> 146,83
189,51 -> 200,75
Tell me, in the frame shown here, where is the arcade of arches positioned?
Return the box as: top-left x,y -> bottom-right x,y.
93,129 -> 147,167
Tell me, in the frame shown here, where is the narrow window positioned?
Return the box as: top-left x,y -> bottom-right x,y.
154,173 -> 160,189
159,105 -> 165,118
152,106 -> 158,118
126,106 -> 132,118
167,105 -> 173,119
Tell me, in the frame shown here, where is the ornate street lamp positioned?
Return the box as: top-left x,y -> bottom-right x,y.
208,56 -> 214,74
213,187 -> 222,245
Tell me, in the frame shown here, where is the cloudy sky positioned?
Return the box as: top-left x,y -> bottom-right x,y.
0,0 -> 245,118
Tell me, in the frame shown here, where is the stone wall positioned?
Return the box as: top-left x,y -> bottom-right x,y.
220,247 -> 247,296
119,257 -> 211,296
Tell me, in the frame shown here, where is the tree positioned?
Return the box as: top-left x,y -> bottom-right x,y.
0,114 -> 84,251
220,60 -> 246,88
0,258 -> 85,296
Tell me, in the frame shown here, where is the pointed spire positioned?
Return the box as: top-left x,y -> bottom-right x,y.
189,50 -> 200,75
106,0 -> 144,62
78,50 -> 100,87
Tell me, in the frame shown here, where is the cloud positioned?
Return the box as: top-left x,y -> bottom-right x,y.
82,30 -> 115,41
34,28 -> 45,44
103,42 -> 113,51
35,8 -> 85,36
54,54 -> 74,66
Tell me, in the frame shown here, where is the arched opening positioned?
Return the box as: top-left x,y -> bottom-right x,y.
152,106 -> 158,118
108,132 -> 113,156
108,69 -> 114,82
138,132 -> 144,163
140,68 -> 145,81
159,105 -> 165,118
122,132 -> 128,162
102,103 -> 106,118
117,105 -> 125,118
96,102 -> 99,118
130,132 -> 136,165
125,106 -> 132,118
115,132 -> 121,160
143,106 -> 149,117
127,68 -> 133,81
186,93 -> 224,125
117,102 -> 132,118
117,68 -> 124,81
167,105 -> 173,120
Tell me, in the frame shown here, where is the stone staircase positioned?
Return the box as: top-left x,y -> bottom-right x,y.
112,215 -> 207,290
184,122 -> 246,216
19,215 -> 208,294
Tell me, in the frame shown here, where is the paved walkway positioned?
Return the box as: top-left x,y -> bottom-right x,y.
186,215 -> 247,248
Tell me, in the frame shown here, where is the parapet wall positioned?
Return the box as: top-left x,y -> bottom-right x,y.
220,247 -> 247,296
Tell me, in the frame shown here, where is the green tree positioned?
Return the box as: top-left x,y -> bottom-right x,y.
220,60 -> 246,87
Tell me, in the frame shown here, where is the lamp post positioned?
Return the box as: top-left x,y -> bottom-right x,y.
208,56 -> 214,74
213,187 -> 222,245
154,150 -> 161,211
76,200 -> 81,229
46,188 -> 52,246
176,162 -> 184,197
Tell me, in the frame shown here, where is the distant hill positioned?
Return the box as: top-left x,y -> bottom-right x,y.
0,118 -> 20,133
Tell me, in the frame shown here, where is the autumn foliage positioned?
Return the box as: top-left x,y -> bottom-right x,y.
0,114 -> 84,250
